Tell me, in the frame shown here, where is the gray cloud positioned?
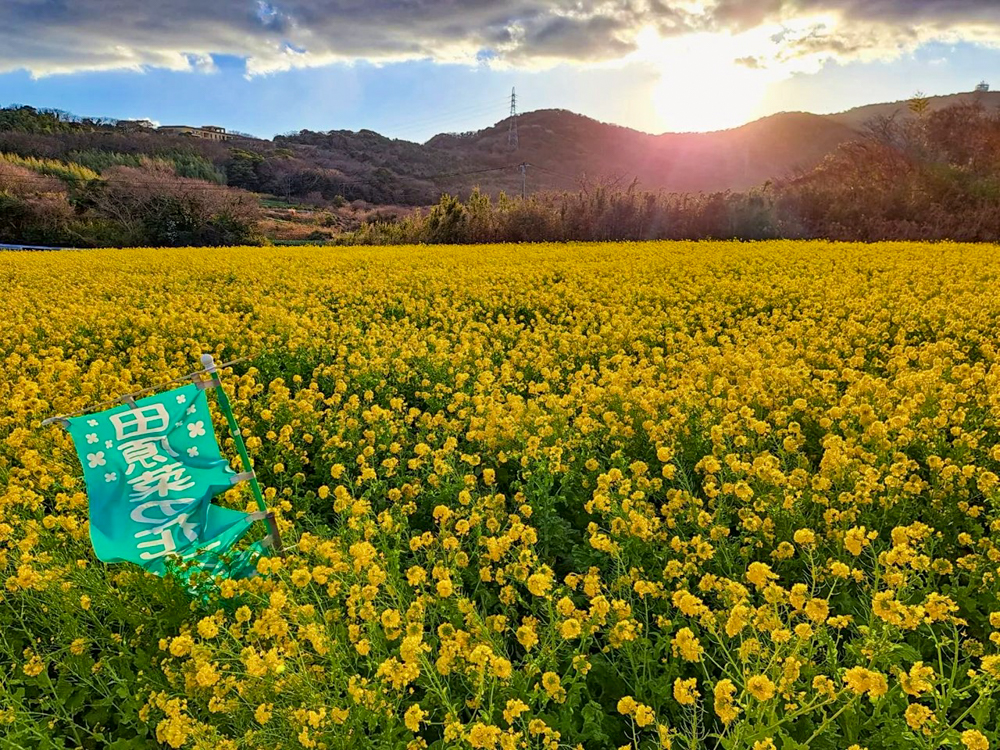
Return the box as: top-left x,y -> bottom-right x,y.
1,0 -> 1000,77
795,0 -> 1000,24
711,0 -> 784,32
513,12 -> 642,60
760,0 -> 1000,67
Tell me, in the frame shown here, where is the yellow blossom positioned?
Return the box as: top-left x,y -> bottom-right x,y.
904,703 -> 935,730
404,704 -> 425,732
713,680 -> 740,725
671,628 -> 703,662
255,704 -> 273,724
962,730 -> 989,750
673,678 -> 699,706
746,675 -> 776,701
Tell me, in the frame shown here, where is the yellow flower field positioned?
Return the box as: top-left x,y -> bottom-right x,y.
2,241 -> 1000,750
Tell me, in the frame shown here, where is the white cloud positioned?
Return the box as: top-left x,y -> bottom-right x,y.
1,0 -> 1000,78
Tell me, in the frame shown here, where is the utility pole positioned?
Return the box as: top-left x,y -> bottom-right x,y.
508,87 -> 519,151
519,162 -> 527,199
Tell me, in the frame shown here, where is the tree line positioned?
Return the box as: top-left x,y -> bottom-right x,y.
3,101 -> 1000,247
339,101 -> 1000,245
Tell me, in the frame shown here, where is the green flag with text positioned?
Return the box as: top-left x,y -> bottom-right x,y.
65,383 -> 263,578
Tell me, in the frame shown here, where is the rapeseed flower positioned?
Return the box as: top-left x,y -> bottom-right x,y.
4,241 -> 1000,748
746,675 -> 776,701
962,730 -> 989,750
673,678 -> 699,706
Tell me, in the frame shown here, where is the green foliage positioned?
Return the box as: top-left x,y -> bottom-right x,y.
0,105 -> 82,134
777,101 -> 1000,241
336,186 -> 789,245
0,150 -> 257,246
119,193 -> 264,247
0,153 -> 100,185
334,102 -> 1000,245
68,150 -> 224,183
66,150 -> 147,173
422,194 -> 467,243
168,152 -> 226,184
6,100 -> 1000,245
225,148 -> 266,191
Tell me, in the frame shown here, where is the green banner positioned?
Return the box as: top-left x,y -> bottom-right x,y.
65,383 -> 262,579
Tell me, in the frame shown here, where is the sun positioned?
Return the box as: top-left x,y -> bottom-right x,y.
635,30 -> 780,133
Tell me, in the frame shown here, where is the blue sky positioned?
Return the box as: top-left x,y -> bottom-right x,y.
1,1 -> 999,141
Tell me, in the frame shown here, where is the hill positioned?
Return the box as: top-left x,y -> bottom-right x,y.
421,109 -> 858,193
2,88 -> 999,233
272,91 -> 1000,196
0,101 -> 864,209
283,109 -> 860,196
827,90 -> 1000,130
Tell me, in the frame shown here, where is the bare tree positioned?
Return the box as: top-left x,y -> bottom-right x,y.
862,112 -> 903,148
90,164 -> 261,245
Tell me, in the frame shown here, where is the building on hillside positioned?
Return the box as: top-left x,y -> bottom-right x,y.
157,125 -> 233,141
976,81 -> 990,93
115,119 -> 156,132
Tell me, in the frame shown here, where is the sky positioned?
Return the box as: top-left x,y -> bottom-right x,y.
1,1 -> 1000,141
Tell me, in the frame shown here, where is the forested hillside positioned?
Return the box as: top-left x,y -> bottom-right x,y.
0,99 -> 867,216
3,91 -> 1000,246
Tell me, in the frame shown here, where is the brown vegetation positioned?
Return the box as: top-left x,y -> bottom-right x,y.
340,101 -> 1000,245
4,98 -> 1000,247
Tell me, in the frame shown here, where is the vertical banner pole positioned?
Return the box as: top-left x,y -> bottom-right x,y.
201,353 -> 284,556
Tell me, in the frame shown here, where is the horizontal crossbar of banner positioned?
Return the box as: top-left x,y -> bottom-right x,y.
229,471 -> 256,485
39,357 -> 251,427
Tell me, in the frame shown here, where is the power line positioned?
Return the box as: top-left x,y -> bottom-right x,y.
375,99 -> 512,135
4,160 -> 583,199
1,174 -> 259,193
421,165 -> 513,180
2,165 -> 518,195
2,169 -> 392,191
526,163 -> 579,181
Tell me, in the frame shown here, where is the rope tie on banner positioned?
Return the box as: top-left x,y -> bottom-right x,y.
244,511 -> 280,550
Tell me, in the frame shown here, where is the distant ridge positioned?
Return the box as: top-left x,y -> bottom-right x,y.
3,89 -> 998,202
826,90 -> 1000,130
416,108 -> 858,193
278,90 -> 1000,195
